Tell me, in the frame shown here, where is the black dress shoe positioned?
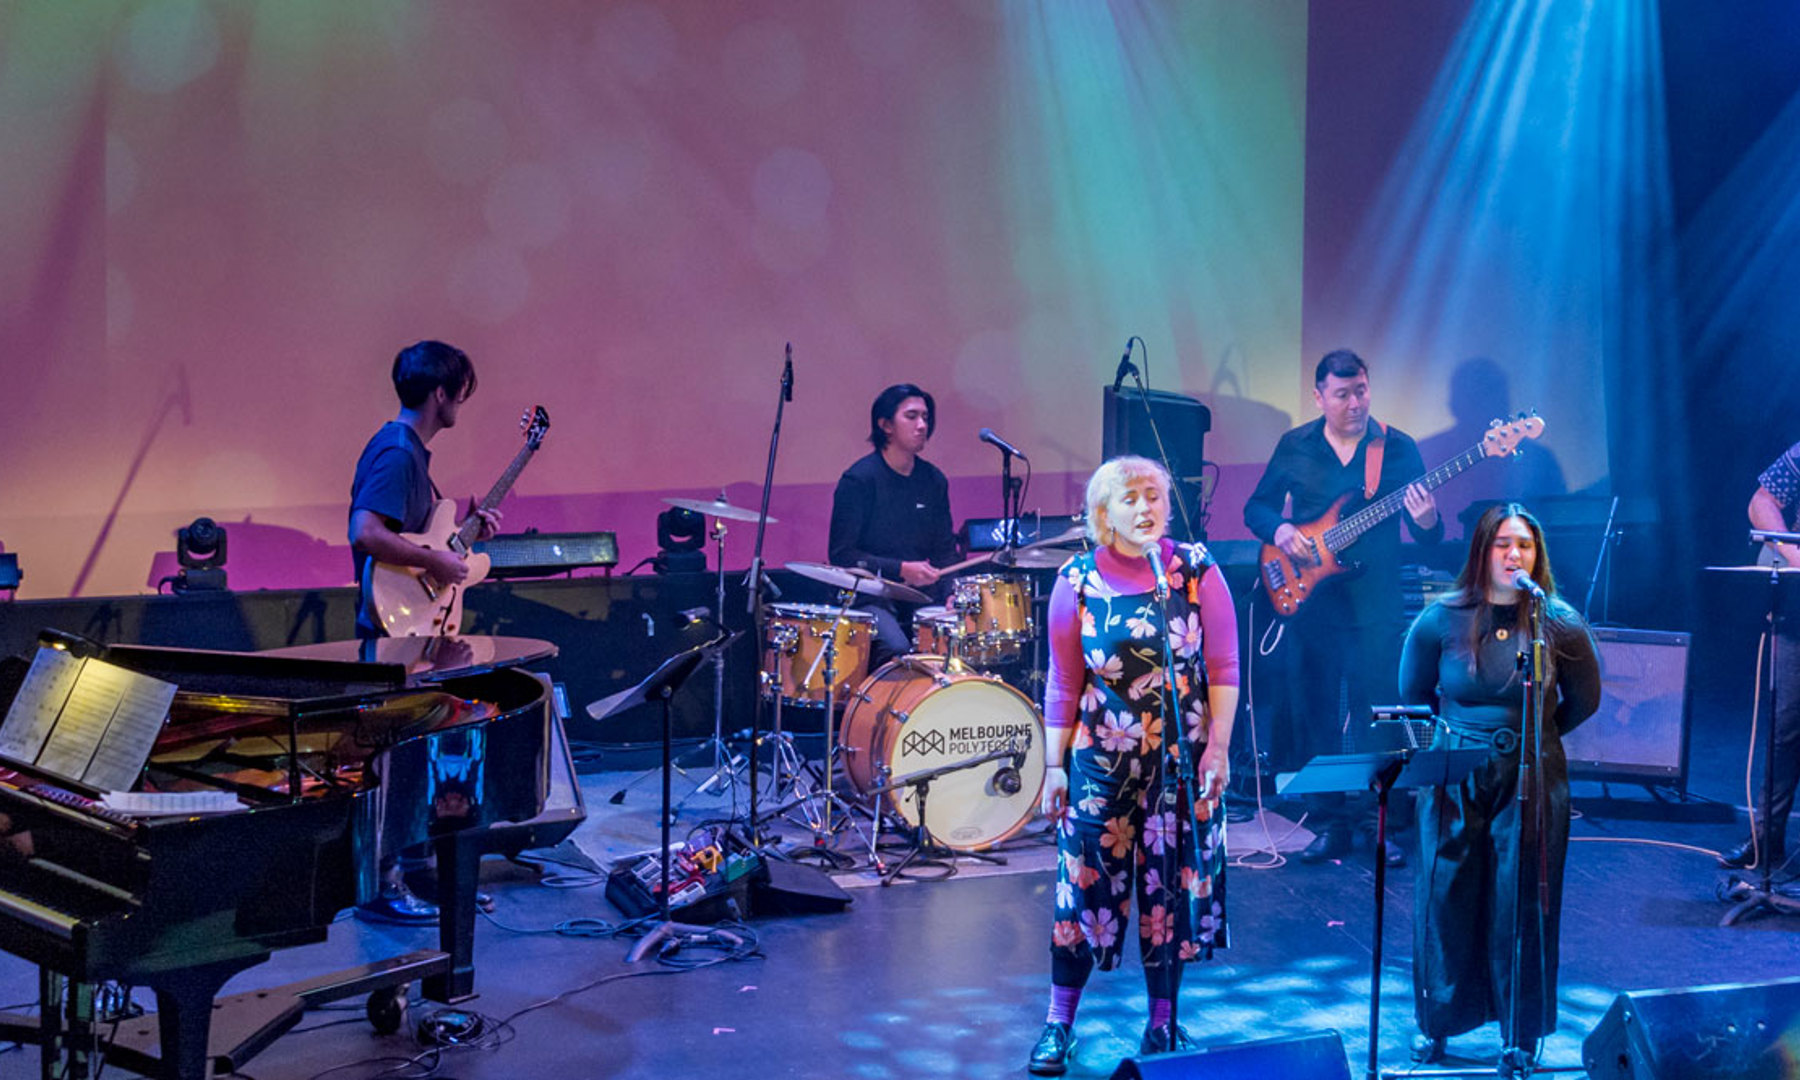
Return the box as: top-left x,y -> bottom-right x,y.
1498,1045 -> 1535,1079
1719,837 -> 1783,870
354,885 -> 439,926
1384,839 -> 1407,868
1410,1034 -> 1446,1063
1139,1021 -> 1195,1055
1028,1022 -> 1075,1076
1300,827 -> 1352,864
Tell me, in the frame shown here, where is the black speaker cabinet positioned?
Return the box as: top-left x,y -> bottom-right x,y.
1102,387 -> 1211,542
1562,627 -> 1691,790
1111,1030 -> 1349,1080
1583,977 -> 1800,1079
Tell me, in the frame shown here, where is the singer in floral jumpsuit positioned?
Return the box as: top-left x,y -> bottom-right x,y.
1028,456 -> 1240,1075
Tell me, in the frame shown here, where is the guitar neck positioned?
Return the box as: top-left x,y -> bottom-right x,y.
1324,441 -> 1489,553
456,442 -> 538,548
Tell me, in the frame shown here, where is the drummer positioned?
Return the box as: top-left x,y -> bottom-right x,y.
828,383 -> 958,666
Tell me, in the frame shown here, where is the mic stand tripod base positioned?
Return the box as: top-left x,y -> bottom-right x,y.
1719,875 -> 1800,926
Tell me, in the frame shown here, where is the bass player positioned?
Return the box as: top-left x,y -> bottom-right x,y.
1244,349 -> 1441,865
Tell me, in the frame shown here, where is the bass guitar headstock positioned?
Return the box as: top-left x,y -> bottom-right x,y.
1481,411 -> 1544,459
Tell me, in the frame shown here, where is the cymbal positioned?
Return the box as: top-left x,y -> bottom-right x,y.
663,495 -> 772,524
999,547 -> 1077,569
1024,525 -> 1086,549
784,561 -> 932,604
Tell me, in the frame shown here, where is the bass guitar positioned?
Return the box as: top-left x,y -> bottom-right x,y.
1259,412 -> 1544,617
369,406 -> 550,637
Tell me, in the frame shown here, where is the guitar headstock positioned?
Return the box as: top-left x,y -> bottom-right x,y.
520,405 -> 551,449
1481,410 -> 1545,458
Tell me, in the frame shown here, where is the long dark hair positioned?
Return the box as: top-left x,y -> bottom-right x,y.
1443,502 -> 1585,669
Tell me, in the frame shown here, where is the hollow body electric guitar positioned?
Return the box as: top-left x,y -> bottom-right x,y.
369,406 -> 550,637
1259,412 -> 1545,618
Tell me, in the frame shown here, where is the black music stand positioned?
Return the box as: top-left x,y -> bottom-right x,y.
1709,562 -> 1800,926
1279,746 -> 1485,1080
587,631 -> 739,959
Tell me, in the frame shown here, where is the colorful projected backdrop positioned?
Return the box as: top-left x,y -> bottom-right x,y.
0,0 -> 1308,599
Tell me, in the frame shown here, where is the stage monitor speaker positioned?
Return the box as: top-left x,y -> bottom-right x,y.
1102,387 -> 1211,542
1582,976 -> 1800,1080
1110,1030 -> 1349,1080
1562,627 -> 1691,790
749,859 -> 852,916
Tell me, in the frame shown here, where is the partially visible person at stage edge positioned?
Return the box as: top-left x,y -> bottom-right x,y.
827,383 -> 957,667
1028,456 -> 1239,1076
1721,440 -> 1800,870
1399,503 -> 1600,1074
347,339 -> 501,924
1244,348 -> 1442,866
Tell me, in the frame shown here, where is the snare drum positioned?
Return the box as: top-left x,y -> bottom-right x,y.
951,574 -> 1034,664
761,603 -> 875,706
838,656 -> 1045,851
911,606 -> 961,658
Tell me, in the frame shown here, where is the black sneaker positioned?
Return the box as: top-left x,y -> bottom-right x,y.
1028,1022 -> 1075,1076
1139,1021 -> 1194,1055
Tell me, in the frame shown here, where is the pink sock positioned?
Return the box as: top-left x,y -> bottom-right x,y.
1149,997 -> 1172,1029
1047,985 -> 1082,1025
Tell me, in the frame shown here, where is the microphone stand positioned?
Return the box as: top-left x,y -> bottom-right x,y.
1124,355 -> 1197,542
1148,543 -> 1193,1054
742,347 -> 791,850
1504,584 -> 1549,1075
1580,495 -> 1619,624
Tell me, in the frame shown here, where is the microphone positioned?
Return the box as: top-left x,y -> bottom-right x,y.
781,344 -> 793,402
993,738 -> 1025,796
978,427 -> 1027,460
1509,568 -> 1545,600
1112,339 -> 1139,392
1145,543 -> 1169,601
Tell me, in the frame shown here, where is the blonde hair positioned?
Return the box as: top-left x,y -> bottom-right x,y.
1083,455 -> 1171,543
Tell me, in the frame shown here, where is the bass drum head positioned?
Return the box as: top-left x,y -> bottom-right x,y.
845,656 -> 1045,852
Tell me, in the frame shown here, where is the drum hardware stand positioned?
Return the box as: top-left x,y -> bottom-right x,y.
677,511 -> 746,813
865,739 -> 1022,884
1717,542 -> 1800,926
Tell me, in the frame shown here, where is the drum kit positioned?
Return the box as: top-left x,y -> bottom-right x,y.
658,491 -> 1086,873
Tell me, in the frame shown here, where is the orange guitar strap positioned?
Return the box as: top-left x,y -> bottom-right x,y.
1363,420 -> 1387,500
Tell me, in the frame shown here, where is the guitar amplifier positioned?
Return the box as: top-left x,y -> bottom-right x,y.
474,531 -> 618,578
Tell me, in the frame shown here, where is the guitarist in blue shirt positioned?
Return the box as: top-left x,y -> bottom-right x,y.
1244,349 -> 1442,864
347,340 -> 501,923
349,340 -> 502,641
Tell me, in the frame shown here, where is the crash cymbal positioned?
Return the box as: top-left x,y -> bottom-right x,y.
784,561 -> 931,604
663,495 -> 772,524
999,547 -> 1080,569
1023,525 -> 1086,549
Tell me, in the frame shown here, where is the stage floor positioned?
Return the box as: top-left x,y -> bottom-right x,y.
1,752 -> 1797,1079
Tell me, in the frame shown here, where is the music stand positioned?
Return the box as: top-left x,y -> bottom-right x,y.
587,631 -> 740,958
1707,561 -> 1800,926
1279,745 -> 1485,1080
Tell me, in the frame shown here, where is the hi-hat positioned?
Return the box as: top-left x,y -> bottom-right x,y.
785,561 -> 931,604
663,495 -> 771,524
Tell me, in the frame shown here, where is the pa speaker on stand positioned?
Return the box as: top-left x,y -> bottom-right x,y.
1102,387 -> 1211,543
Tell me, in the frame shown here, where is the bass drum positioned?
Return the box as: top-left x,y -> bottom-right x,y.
838,656 -> 1045,851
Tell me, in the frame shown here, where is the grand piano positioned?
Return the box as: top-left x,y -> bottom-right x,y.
0,635 -> 554,1080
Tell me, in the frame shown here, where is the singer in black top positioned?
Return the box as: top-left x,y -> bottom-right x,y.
828,384 -> 957,665
1398,504 -> 1600,1071
1243,349 -> 1442,864
1721,439 -> 1800,870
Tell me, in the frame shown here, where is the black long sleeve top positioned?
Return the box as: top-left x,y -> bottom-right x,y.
1399,598 -> 1602,737
827,451 -> 957,580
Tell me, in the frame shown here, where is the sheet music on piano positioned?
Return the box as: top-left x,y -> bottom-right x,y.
0,645 -> 176,792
